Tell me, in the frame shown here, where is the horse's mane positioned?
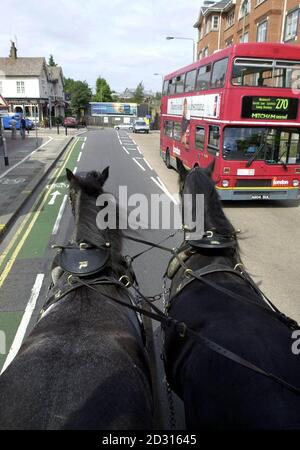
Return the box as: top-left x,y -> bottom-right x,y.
186,168 -> 236,236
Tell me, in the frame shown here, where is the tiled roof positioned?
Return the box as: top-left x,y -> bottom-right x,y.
0,57 -> 47,77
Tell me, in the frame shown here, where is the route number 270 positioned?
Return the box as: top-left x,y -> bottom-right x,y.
275,98 -> 289,110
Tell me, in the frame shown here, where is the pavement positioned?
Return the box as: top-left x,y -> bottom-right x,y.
0,128 -> 86,238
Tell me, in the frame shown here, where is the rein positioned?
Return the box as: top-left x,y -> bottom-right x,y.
46,237 -> 300,397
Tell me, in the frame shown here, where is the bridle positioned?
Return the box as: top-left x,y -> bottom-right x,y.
42,233 -> 300,397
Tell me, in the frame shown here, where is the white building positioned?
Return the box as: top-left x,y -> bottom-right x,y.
0,42 -> 65,122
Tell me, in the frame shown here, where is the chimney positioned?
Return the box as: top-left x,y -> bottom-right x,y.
9,41 -> 17,59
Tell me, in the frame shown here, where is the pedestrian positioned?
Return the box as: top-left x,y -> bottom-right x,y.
10,117 -> 17,140
20,117 -> 26,139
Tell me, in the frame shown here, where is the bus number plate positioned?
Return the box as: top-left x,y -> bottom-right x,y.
251,194 -> 270,200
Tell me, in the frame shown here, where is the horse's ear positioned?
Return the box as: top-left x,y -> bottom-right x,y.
66,168 -> 77,184
100,166 -> 109,185
176,158 -> 188,180
204,159 -> 215,178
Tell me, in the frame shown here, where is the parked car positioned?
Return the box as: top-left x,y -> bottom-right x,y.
2,115 -> 34,130
114,123 -> 133,131
133,120 -> 149,134
63,117 -> 78,128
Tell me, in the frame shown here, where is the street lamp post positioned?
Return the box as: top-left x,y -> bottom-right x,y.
166,36 -> 196,62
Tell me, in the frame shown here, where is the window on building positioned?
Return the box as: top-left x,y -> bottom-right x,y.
205,17 -> 211,34
240,32 -> 249,43
257,20 -> 267,42
211,58 -> 228,88
195,127 -> 205,150
16,81 -> 25,94
203,46 -> 209,58
226,38 -> 233,46
212,15 -> 219,30
226,10 -> 235,28
195,64 -> 211,90
284,9 -> 299,41
208,125 -> 220,155
184,69 -> 197,92
239,0 -> 250,19
256,0 -> 265,5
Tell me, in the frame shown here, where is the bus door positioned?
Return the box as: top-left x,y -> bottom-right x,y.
207,124 -> 221,178
194,125 -> 206,167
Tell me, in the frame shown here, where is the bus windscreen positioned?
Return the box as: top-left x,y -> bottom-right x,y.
231,58 -> 300,90
222,126 -> 300,165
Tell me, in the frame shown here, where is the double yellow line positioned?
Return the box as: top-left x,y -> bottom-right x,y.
0,138 -> 79,288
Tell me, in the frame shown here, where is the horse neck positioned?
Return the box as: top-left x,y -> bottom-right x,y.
73,192 -> 109,248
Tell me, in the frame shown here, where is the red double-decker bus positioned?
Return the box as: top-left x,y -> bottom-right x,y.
160,43 -> 300,200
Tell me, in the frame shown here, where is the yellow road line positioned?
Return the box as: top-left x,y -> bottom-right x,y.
0,138 -> 79,286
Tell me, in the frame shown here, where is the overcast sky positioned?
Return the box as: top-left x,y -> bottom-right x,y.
0,0 -> 203,94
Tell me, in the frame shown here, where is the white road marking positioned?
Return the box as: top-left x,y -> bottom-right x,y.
144,158 -> 153,171
1,274 -> 45,374
151,176 -> 178,204
73,166 -> 78,174
0,137 -> 53,180
77,152 -> 82,162
122,146 -> 130,154
81,142 -> 85,150
136,146 -> 142,154
52,194 -> 68,235
131,139 -> 137,145
132,157 -> 146,171
48,190 -> 61,205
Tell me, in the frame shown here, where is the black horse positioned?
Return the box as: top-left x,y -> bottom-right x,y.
0,168 -> 153,430
163,158 -> 300,430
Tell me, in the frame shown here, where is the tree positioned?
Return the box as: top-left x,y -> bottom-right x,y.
64,77 -> 92,116
133,82 -> 145,104
93,77 -> 113,102
48,55 -> 57,67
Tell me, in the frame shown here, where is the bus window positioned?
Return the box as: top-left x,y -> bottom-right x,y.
195,126 -> 205,150
173,122 -> 181,141
175,74 -> 185,94
163,80 -> 169,96
208,125 -> 220,155
164,120 -> 173,137
231,58 -> 300,88
184,69 -> 197,92
168,78 -> 176,95
195,64 -> 211,91
211,58 -> 228,88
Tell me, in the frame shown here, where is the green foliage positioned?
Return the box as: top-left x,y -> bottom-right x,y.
64,77 -> 92,115
133,82 -> 144,103
48,55 -> 57,67
93,77 -> 113,102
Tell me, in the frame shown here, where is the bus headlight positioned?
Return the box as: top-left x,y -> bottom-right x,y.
292,179 -> 299,187
222,180 -> 229,188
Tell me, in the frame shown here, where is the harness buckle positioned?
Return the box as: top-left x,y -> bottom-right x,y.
119,275 -> 132,287
184,268 -> 193,279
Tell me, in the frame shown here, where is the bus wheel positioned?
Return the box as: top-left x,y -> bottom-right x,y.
165,150 -> 171,169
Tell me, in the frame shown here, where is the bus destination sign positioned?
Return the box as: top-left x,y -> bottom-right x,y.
242,96 -> 298,120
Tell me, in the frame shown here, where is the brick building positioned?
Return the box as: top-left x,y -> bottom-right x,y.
194,0 -> 300,59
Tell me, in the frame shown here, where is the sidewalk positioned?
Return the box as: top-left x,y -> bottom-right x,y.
0,128 -> 84,238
